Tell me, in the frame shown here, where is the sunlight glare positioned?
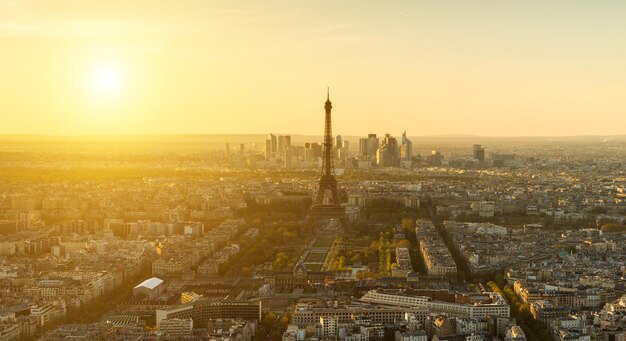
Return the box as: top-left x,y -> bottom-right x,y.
90,63 -> 123,97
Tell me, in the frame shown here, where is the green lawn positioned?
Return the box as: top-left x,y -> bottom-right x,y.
313,237 -> 335,248
304,263 -> 323,271
304,252 -> 327,263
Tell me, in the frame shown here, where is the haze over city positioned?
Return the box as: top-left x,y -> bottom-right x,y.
1,2 -> 625,341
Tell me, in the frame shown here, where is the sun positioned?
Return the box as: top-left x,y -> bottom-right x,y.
89,63 -> 124,97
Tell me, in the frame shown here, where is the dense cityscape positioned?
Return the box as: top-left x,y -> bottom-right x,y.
3,2 -> 626,340
0,93 -> 624,341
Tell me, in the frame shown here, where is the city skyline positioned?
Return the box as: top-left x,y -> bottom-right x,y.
3,1 -> 626,136
1,2 -> 625,341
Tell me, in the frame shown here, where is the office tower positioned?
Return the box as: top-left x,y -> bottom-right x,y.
278,135 -> 291,153
265,139 -> 272,160
473,144 -> 485,161
313,143 -> 322,158
290,145 -> 304,159
283,147 -> 293,169
428,150 -> 444,166
225,143 -> 230,157
367,134 -> 379,156
376,134 -> 399,167
239,143 -> 245,156
359,138 -> 367,156
265,133 -> 277,159
269,134 -> 277,152
335,135 -> 347,161
401,131 -> 413,161
359,133 -> 379,157
304,142 -> 311,162
491,152 -> 516,167
270,134 -> 277,153
341,140 -> 350,159
304,142 -> 323,162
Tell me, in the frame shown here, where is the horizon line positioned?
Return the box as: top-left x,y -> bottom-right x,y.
0,133 -> 624,139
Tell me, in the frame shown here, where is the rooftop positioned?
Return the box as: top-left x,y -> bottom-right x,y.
134,277 -> 164,290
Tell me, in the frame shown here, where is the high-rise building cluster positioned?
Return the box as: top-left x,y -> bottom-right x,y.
259,131 -> 415,169
356,132 -> 414,168
264,133 -> 298,168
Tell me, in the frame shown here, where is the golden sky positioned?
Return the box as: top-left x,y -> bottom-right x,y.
1,0 -> 626,136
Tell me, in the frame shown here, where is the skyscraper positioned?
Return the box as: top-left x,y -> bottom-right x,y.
401,131 -> 413,161
265,140 -> 272,160
428,150 -> 444,166
283,146 -> 293,169
359,133 -> 379,157
269,134 -> 277,152
335,135 -> 349,161
278,135 -> 291,153
265,133 -> 277,159
304,142 -> 322,162
340,140 -> 350,160
376,133 -> 399,167
473,144 -> 485,162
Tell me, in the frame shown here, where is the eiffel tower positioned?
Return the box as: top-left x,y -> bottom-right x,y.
304,89 -> 351,231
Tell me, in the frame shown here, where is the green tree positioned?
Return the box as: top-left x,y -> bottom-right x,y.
401,218 -> 416,230
261,311 -> 277,330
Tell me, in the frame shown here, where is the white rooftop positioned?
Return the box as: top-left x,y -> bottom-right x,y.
135,277 -> 164,290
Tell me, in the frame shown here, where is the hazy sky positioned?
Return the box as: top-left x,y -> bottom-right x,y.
2,0 -> 626,136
